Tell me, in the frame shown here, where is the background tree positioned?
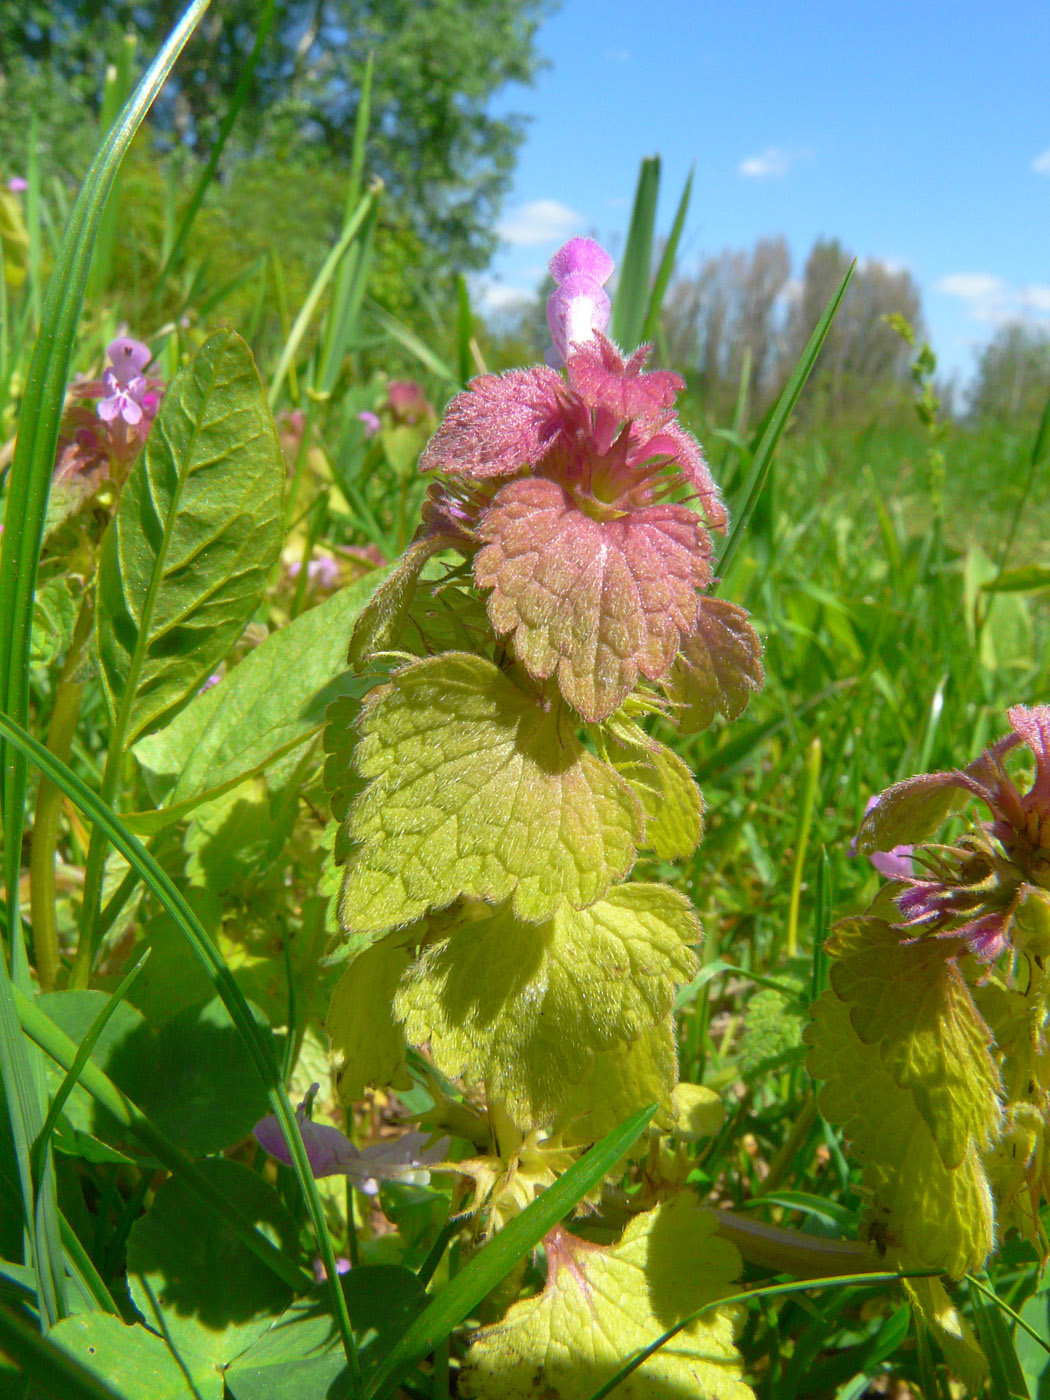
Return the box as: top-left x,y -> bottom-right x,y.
0,0 -> 549,274
968,322 -> 1050,422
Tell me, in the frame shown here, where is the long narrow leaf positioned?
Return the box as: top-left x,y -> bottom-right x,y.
582,1270 -> 935,1400
268,191 -> 376,408
715,264 -> 854,582
0,0 -> 211,940
0,710 -> 364,1394
641,165 -> 692,343
157,0 -> 277,282
365,296 -> 459,388
0,6 -> 212,1323
365,1103 -> 658,1398
609,156 -> 659,351
32,945 -> 150,1175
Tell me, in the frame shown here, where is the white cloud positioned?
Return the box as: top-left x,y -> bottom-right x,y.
472,281 -> 535,314
738,147 -> 799,179
937,273 -> 1005,301
937,272 -> 1050,326
604,48 -> 631,63
496,199 -> 584,247
1032,148 -> 1050,174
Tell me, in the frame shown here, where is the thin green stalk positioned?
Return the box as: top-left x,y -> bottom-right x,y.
786,737 -> 821,957
754,1093 -> 818,1197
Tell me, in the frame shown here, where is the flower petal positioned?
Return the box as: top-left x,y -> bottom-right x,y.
546,272 -> 612,366
549,236 -> 614,287
106,336 -> 152,384
475,477 -> 710,721
419,366 -> 565,479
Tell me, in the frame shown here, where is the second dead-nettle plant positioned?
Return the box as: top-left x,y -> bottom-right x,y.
320,237 -> 766,1393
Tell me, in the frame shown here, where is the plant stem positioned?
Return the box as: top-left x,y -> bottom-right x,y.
786,736 -> 821,958
715,1208 -> 876,1278
29,597 -> 93,989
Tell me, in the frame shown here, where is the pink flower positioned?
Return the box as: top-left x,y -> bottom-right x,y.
546,236 -> 615,368
7,176 -> 28,193
358,410 -> 381,437
71,335 -> 165,467
419,330 -> 726,721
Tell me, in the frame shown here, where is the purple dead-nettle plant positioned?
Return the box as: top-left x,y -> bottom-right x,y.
857,703 -> 1050,961
59,336 -> 165,484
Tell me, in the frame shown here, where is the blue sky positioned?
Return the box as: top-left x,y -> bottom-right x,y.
481,0 -> 1050,390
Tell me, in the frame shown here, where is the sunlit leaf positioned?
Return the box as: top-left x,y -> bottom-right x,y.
460,1195 -> 752,1400
338,653 -> 643,938
394,884 -> 698,1127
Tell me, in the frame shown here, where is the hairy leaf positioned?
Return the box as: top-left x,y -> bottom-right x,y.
394,884 -> 698,1127
806,988 -> 996,1276
664,597 -> 764,734
338,653 -> 643,937
828,917 -> 1002,1169
96,330 -> 284,748
327,937 -> 412,1102
30,577 -> 77,671
347,536 -> 451,669
903,1276 -> 988,1395
555,1021 -> 680,1142
460,1195 -> 752,1400
607,727 -> 704,861
131,568 -> 390,825
476,477 -> 711,721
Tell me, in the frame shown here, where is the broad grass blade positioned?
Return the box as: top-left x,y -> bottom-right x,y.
641,165 -> 692,343
0,4 -> 214,1327
609,155 -> 659,351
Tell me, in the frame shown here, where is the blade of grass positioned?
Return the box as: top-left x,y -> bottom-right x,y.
969,1274 -> 1036,1399
0,710 -> 363,1394
31,944 -> 150,1177
0,26 -> 215,1318
365,1103 -> 658,1399
715,264 -> 854,583
609,155 -> 659,351
364,297 -> 459,388
641,165 -> 692,343
268,191 -> 376,409
316,54 -> 375,393
0,0 -> 213,937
